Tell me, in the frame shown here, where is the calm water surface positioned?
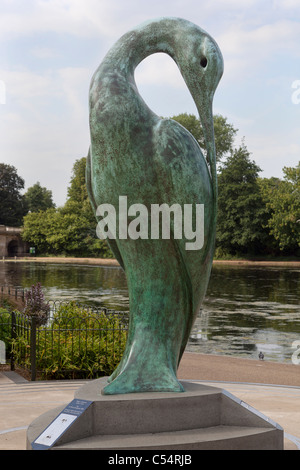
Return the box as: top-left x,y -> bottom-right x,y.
1,261 -> 299,364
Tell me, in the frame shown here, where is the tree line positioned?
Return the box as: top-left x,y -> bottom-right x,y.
0,113 -> 299,258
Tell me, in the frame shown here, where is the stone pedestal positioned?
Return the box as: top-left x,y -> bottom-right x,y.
26,378 -> 283,450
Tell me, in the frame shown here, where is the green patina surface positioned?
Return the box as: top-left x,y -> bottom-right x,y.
86,17 -> 223,394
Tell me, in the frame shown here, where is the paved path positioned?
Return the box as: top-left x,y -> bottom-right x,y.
178,352 -> 300,387
0,373 -> 88,450
1,353 -> 300,450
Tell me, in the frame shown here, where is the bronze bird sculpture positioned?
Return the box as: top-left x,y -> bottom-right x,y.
86,17 -> 223,394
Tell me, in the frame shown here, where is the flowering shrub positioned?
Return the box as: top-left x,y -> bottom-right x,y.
23,282 -> 50,326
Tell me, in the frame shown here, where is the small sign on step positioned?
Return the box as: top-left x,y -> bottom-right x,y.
31,399 -> 93,450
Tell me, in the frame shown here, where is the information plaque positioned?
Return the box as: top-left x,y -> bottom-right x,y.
31,398 -> 93,450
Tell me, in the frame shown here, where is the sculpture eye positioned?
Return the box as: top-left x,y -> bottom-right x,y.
200,57 -> 208,68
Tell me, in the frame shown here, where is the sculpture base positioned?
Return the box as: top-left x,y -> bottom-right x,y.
26,378 -> 283,450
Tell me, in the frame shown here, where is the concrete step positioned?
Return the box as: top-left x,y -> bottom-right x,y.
54,425 -> 280,450
27,379 -> 284,450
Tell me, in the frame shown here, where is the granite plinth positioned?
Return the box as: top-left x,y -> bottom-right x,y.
26,378 -> 283,450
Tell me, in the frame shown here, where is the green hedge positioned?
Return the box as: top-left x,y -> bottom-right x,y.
0,307 -> 12,358
10,302 -> 128,380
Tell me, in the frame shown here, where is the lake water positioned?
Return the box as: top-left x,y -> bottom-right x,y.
1,261 -> 299,364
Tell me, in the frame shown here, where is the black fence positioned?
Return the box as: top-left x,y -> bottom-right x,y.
0,286 -> 26,302
0,300 -> 129,381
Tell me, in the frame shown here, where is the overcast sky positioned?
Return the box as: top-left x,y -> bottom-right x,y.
0,0 -> 299,206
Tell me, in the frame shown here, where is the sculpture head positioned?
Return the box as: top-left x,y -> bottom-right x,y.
173,20 -> 224,184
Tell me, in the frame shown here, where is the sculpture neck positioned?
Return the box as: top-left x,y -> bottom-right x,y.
103,18 -> 183,78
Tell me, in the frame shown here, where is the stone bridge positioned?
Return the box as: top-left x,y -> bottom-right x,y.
0,225 -> 29,257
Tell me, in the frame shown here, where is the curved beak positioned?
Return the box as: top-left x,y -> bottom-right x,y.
196,93 -> 216,196
175,32 -> 223,206
194,45 -> 223,206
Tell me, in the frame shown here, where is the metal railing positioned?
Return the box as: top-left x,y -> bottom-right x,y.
0,286 -> 25,302
0,301 -> 129,381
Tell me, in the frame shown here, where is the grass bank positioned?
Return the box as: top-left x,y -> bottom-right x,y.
2,256 -> 300,267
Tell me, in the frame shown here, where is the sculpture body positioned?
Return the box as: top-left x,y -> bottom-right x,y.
86,17 -> 223,394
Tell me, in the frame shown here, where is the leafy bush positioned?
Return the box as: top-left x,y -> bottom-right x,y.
11,301 -> 127,379
0,307 -> 12,359
0,299 -> 25,360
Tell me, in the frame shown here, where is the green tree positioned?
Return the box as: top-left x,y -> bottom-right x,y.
66,158 -> 88,204
24,182 -> 55,213
171,113 -> 237,162
63,157 -> 113,256
0,163 -> 27,226
216,143 -> 270,256
22,157 -> 113,258
22,208 -> 57,254
260,163 -> 300,253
